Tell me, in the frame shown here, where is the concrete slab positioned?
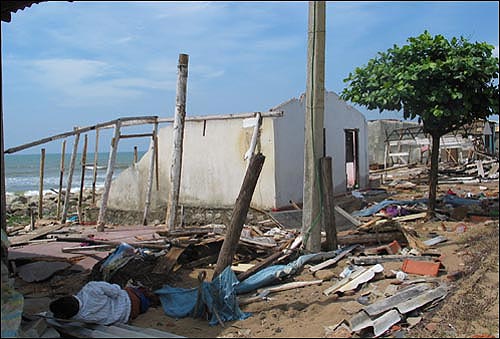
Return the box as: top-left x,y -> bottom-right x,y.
17,261 -> 71,282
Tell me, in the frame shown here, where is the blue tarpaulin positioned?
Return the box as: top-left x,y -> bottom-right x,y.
155,266 -> 251,326
155,248 -> 347,325
351,198 -> 428,217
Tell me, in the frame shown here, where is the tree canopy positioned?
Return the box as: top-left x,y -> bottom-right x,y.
341,30 -> 499,137
340,30 -> 499,214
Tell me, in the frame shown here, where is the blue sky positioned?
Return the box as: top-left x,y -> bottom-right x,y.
2,1 -> 499,154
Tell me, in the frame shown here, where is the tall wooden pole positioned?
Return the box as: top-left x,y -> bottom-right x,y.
78,134 -> 88,223
143,120 -> 158,225
213,153 -> 265,279
56,140 -> 66,219
301,1 -> 326,252
38,148 -> 45,219
320,156 -> 337,251
165,53 -> 189,230
97,120 -> 122,231
61,130 -> 80,224
133,146 -> 138,164
91,129 -> 99,206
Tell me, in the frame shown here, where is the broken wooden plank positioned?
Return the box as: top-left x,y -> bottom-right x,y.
9,224 -> 65,246
351,255 -> 436,265
358,217 -> 383,230
261,279 -> 323,294
309,244 -> 360,273
61,245 -> 114,253
334,206 -> 361,227
152,247 -> 186,275
393,212 -> 427,222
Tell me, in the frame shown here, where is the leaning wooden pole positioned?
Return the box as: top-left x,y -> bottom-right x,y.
78,134 -> 88,223
56,140 -> 66,219
165,53 -> 189,230
97,120 -> 122,231
38,148 -> 46,219
320,156 -> 337,251
143,120 -> 159,226
61,131 -> 81,224
213,153 -> 265,279
91,128 -> 99,206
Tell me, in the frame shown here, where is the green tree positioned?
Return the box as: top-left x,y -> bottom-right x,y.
341,30 -> 499,215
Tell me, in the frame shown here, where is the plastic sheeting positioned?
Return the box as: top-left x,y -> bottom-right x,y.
352,198 -> 428,217
155,249 -> 346,325
155,266 -> 250,326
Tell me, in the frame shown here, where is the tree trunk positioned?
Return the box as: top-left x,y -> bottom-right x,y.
428,133 -> 441,217
213,153 -> 265,280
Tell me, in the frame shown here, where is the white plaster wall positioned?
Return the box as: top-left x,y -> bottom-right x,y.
272,91 -> 369,207
108,117 -> 277,210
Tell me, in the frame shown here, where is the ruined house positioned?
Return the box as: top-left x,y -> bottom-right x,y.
107,91 -> 369,212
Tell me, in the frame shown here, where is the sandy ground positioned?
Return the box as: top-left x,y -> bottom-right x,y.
10,177 -> 500,338
129,219 -> 499,338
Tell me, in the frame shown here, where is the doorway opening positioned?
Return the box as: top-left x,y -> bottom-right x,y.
345,129 -> 359,189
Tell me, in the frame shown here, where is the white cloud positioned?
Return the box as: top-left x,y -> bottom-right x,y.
493,45 -> 499,58
21,58 -> 177,107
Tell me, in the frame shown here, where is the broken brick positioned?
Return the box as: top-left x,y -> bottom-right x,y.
401,259 -> 440,277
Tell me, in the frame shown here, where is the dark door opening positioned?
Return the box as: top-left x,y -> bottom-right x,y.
345,129 -> 359,189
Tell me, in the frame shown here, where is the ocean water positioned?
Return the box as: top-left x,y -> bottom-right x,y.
4,151 -> 145,195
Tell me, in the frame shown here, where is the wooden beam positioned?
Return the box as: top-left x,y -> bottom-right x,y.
77,134 -> 88,224
91,129 -> 99,206
97,121 -> 121,231
61,131 -> 80,224
38,148 -> 45,219
321,156 -> 337,251
56,140 -> 66,219
143,120 -> 158,225
213,153 -> 265,279
166,53 -> 189,230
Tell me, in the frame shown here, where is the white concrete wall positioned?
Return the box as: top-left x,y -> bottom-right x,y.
272,91 -> 369,207
108,117 -> 277,210
108,91 -> 368,211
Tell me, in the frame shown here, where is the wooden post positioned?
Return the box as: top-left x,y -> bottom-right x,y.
56,140 -> 66,219
38,148 -> 45,219
143,120 -> 158,225
320,156 -> 337,251
91,129 -> 99,206
78,134 -> 88,223
165,53 -> 189,230
61,130 -> 80,224
133,146 -> 138,164
213,153 -> 265,279
97,120 -> 122,231
154,132 -> 159,191
301,1 -> 326,252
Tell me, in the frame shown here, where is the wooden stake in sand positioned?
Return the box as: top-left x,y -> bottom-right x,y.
61,130 -> 80,224
166,53 -> 189,230
97,121 -> 122,231
38,148 -> 45,219
56,140 -> 66,219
